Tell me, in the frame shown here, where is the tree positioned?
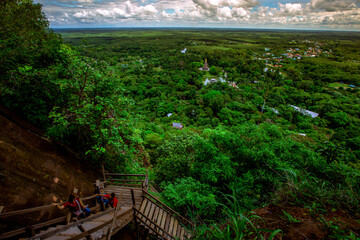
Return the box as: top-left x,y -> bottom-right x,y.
162,177 -> 216,219
203,91 -> 225,115
48,51 -> 142,169
0,0 -> 63,127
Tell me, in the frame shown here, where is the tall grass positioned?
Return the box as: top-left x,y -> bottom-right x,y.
193,194 -> 282,240
275,168 -> 360,212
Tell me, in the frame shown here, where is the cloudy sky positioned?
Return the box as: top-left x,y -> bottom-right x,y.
36,0 -> 360,30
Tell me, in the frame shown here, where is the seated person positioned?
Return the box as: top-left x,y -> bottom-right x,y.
52,193 -> 91,218
103,193 -> 118,208
95,187 -> 110,209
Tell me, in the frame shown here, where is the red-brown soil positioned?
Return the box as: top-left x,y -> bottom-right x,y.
254,204 -> 360,239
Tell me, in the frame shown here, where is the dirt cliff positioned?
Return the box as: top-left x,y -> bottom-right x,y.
0,106 -> 100,212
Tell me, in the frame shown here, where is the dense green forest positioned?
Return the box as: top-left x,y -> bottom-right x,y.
1,0 -> 360,238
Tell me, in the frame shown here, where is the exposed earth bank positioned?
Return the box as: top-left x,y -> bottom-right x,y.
254,204 -> 360,239
0,106 -> 100,212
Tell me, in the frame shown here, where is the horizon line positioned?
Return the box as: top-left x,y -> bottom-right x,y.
52,26 -> 360,32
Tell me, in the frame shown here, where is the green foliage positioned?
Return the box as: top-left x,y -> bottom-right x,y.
274,168 -> 360,212
155,132 -> 198,182
203,91 -> 225,115
47,50 -> 143,169
162,177 -> 216,218
0,0 -> 63,127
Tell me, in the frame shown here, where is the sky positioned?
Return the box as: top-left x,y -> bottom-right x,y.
35,0 -> 360,30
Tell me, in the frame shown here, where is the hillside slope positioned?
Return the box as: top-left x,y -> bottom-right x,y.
0,106 -> 100,212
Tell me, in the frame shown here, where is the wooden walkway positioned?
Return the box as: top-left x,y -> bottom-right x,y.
0,172 -> 193,240
31,206 -> 133,240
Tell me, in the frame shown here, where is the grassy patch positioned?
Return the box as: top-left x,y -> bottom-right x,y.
329,82 -> 350,89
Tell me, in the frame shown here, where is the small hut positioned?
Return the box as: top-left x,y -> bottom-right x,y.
172,122 -> 183,130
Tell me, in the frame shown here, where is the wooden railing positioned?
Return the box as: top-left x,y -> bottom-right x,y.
29,199 -> 132,240
0,194 -> 98,239
142,190 -> 194,229
133,208 -> 175,240
149,181 -> 163,193
130,189 -> 193,240
102,168 -> 149,191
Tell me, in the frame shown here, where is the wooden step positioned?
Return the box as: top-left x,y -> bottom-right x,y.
146,202 -> 155,226
179,227 -> 184,240
139,199 -> 148,213
152,205 -> 159,223
149,204 -> 159,232
168,216 -> 175,238
164,213 -> 171,236
160,212 -> 167,231
172,219 -> 178,237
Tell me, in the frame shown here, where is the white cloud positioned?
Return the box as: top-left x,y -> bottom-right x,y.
232,7 -> 249,18
218,7 -> 233,19
307,0 -> 359,12
77,0 -> 94,3
278,3 -> 303,15
36,0 -> 360,30
193,0 -> 259,11
96,9 -> 112,17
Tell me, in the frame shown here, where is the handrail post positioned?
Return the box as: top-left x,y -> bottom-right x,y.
145,170 -> 149,192
131,189 -> 135,206
131,189 -> 139,240
107,194 -> 122,240
102,163 -> 106,183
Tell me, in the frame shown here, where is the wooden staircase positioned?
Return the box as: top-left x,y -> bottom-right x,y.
134,191 -> 192,240
0,172 -> 193,240
102,171 -> 193,240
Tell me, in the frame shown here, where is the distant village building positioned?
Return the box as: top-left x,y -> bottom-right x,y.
270,108 -> 279,114
181,48 -> 187,54
290,105 -> 319,118
228,82 -> 239,88
199,59 -> 209,71
204,77 -> 226,85
172,122 -> 183,129
203,77 -> 238,88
